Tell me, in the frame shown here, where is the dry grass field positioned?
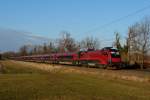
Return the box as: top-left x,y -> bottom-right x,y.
0,60 -> 150,100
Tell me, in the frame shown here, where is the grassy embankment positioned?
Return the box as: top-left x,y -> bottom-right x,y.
0,60 -> 150,100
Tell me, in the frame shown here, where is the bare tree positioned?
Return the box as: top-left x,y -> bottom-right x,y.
127,17 -> 150,69
127,25 -> 139,64
58,31 -> 77,52
19,45 -> 28,56
113,32 -> 122,50
47,41 -> 54,53
79,36 -> 100,50
33,45 -> 37,54
137,18 -> 150,69
43,43 -> 48,54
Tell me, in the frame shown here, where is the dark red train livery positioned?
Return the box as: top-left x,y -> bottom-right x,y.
13,47 -> 121,68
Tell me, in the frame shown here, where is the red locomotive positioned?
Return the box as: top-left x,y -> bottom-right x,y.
13,47 -> 121,69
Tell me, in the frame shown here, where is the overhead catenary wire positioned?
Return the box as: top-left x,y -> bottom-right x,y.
80,4 -> 150,47
84,4 -> 150,34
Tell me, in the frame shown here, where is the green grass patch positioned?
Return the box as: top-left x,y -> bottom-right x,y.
0,60 -> 150,100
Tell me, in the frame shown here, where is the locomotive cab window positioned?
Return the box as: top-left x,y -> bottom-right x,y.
110,48 -> 120,58
111,51 -> 120,58
111,54 -> 120,58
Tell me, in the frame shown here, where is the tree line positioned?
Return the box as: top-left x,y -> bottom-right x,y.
2,31 -> 100,57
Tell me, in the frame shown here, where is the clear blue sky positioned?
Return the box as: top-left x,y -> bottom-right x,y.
0,0 -> 150,50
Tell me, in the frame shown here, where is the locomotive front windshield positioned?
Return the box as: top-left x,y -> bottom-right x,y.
110,49 -> 120,58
